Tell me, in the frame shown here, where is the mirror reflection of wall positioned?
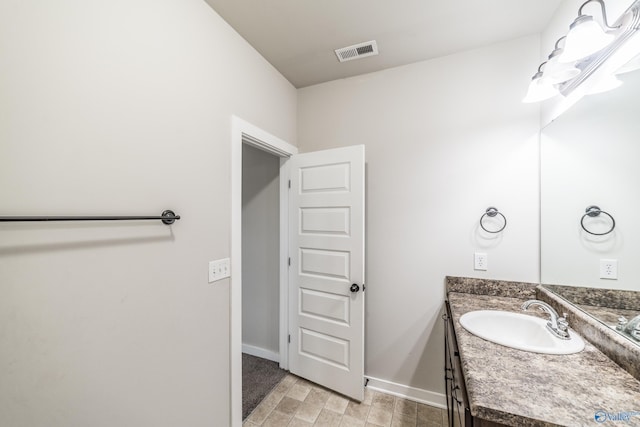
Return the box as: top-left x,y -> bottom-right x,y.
540,67 -> 640,291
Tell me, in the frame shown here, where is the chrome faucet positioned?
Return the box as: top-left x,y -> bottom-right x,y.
522,300 -> 571,340
618,315 -> 640,341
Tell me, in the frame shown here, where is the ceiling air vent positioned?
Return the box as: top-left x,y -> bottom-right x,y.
335,40 -> 379,63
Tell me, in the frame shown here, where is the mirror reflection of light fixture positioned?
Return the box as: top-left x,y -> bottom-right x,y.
559,0 -> 618,63
615,51 -> 640,74
522,62 -> 560,103
544,37 -> 582,83
586,74 -> 623,94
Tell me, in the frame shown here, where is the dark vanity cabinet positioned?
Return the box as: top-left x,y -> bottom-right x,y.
444,301 -> 509,427
444,301 -> 472,427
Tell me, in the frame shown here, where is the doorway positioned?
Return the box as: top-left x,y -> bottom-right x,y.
231,117 -> 298,427
230,117 -> 366,427
241,143 -> 285,418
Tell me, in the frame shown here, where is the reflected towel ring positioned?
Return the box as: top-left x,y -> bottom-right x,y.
581,205 -> 615,236
480,207 -> 507,233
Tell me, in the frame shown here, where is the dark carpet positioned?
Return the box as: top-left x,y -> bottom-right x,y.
242,353 -> 287,420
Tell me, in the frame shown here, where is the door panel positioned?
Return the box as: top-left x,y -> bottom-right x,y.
300,207 -> 351,235
288,145 -> 365,401
300,288 -> 350,324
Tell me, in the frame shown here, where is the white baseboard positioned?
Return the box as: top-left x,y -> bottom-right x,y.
365,375 -> 446,409
242,343 -> 280,363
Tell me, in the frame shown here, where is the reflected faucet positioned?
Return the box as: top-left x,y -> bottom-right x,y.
619,315 -> 640,341
522,300 -> 571,340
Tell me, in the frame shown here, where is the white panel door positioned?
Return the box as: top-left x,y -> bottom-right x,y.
288,145 -> 365,401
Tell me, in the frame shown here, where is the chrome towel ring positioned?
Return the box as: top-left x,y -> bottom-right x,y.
480,207 -> 506,233
581,205 -> 615,236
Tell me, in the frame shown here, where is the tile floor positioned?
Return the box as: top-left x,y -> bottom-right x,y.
244,373 -> 446,427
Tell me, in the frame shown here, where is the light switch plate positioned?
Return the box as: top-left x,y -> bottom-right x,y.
209,258 -> 231,283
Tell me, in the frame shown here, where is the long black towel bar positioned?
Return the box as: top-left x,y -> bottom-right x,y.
0,210 -> 180,225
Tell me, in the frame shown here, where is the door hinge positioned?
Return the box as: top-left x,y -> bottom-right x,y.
363,284 -> 366,291
288,179 -> 291,189
288,334 -> 291,344
288,257 -> 291,267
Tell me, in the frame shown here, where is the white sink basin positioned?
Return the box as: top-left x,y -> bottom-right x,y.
459,310 -> 585,355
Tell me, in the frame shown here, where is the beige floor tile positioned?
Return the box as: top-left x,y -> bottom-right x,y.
315,408 -> 343,427
372,393 -> 395,412
367,406 -> 393,427
305,387 -> 331,407
274,380 -> 294,395
246,401 -> 274,425
262,409 -> 293,427
340,414 -> 367,427
280,374 -> 297,388
363,388 -> 376,405
245,374 -> 422,427
416,419 -> 443,427
260,389 -> 286,411
294,401 -> 323,423
287,382 -> 312,401
417,404 -> 443,424
344,401 -> 371,419
391,412 -> 417,427
293,378 -> 317,392
275,396 -> 302,416
288,417 -> 314,427
325,394 -> 350,414
394,399 -> 417,418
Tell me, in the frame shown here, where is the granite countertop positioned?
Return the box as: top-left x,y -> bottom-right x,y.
448,292 -> 640,427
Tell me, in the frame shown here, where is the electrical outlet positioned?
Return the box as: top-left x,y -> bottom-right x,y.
600,259 -> 618,280
474,253 -> 488,271
209,258 -> 231,283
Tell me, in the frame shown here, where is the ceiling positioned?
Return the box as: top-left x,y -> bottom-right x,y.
204,0 -> 562,88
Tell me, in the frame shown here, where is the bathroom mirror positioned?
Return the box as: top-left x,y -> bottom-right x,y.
540,62 -> 640,345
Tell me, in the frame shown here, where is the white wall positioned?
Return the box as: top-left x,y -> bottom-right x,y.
0,1 -> 296,427
298,36 -> 541,398
242,144 -> 280,356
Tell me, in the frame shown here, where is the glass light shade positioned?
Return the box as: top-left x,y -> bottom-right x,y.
522,73 -> 559,103
559,15 -> 615,63
587,74 -> 623,94
544,48 -> 581,84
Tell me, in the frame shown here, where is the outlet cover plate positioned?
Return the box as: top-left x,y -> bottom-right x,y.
474,252 -> 488,271
600,259 -> 618,280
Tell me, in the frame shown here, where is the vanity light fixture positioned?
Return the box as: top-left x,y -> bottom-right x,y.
543,37 -> 582,84
523,0 -> 640,107
559,0 -> 618,64
586,73 -> 623,94
522,62 -> 560,103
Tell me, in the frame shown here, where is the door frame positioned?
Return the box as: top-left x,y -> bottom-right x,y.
230,116 -> 297,427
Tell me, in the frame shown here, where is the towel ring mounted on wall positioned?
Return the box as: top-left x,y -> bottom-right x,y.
479,207 -> 507,233
581,205 -> 615,236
